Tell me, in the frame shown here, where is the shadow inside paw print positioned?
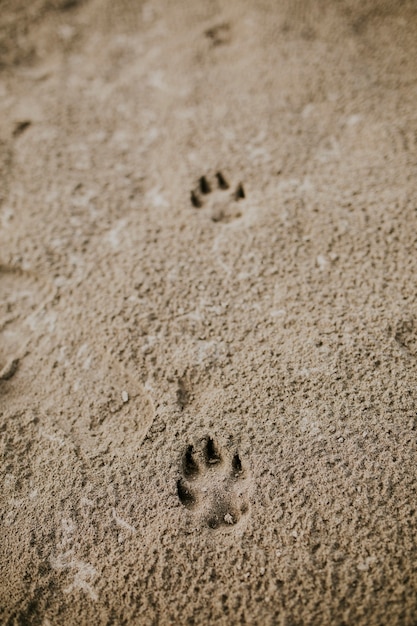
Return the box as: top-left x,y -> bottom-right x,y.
190,172 -> 245,223
177,437 -> 249,529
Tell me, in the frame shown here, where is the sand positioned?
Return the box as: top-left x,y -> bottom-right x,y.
1,0 -> 417,624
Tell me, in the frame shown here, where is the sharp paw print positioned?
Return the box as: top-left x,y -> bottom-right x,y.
177,437 -> 250,529
190,172 -> 245,224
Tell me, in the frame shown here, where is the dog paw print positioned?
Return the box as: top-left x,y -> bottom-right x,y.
177,437 -> 250,529
204,22 -> 232,47
190,172 -> 245,223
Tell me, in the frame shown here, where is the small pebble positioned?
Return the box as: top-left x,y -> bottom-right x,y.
122,390 -> 129,403
224,513 -> 234,524
316,254 -> 327,269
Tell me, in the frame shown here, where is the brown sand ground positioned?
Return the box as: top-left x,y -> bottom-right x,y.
1,0 -> 417,624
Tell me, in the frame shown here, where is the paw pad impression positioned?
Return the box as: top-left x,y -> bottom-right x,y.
177,437 -> 249,529
190,172 -> 245,223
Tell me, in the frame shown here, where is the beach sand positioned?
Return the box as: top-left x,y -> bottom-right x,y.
1,1 -> 417,623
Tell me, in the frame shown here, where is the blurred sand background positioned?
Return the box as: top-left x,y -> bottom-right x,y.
1,0 -> 417,623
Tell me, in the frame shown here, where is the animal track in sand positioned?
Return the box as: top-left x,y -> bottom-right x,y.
177,436 -> 249,529
204,22 -> 232,47
0,264 -> 53,380
190,171 -> 245,224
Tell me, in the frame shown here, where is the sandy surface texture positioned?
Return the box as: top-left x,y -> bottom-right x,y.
1,0 -> 417,624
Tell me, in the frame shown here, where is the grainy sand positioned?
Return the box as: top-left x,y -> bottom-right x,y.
1,1 -> 417,624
